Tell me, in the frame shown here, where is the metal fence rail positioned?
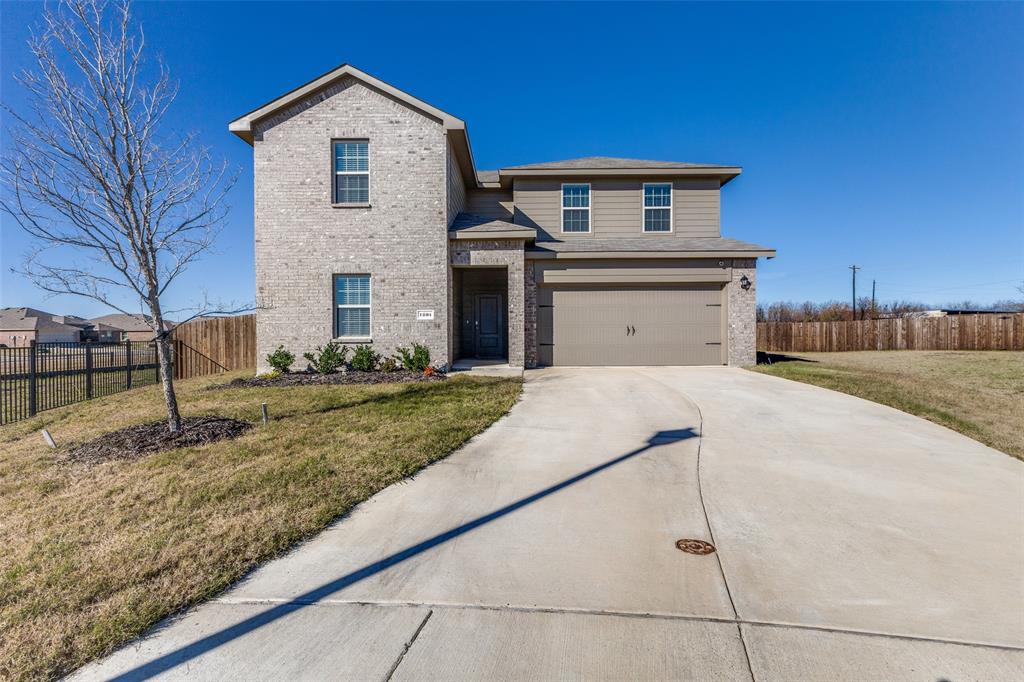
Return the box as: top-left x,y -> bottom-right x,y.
0,340 -> 160,426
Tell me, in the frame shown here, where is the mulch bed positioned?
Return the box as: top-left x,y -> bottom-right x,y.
210,369 -> 446,390
64,416 -> 252,465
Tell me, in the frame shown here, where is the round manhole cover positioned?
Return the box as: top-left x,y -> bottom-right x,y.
676,539 -> 716,555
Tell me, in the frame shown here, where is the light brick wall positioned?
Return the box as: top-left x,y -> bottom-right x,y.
253,77 -> 450,373
727,259 -> 757,367
450,240 -> 526,367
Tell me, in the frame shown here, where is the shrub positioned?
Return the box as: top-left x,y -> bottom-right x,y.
256,369 -> 282,380
350,344 -> 380,372
266,345 -> 295,373
303,341 -> 349,374
395,342 -> 430,372
379,356 -> 399,373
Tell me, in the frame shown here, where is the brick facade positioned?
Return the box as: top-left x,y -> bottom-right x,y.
524,260 -> 538,368
253,78 -> 450,372
450,240 -> 526,368
727,259 -> 757,367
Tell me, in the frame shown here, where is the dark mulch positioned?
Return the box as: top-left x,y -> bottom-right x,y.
209,369 -> 446,390
64,416 -> 253,464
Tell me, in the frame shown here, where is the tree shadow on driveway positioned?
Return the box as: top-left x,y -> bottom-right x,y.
106,428 -> 699,681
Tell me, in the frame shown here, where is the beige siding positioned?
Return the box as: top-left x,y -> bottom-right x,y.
466,189 -> 514,222
513,178 -> 720,239
445,138 -> 466,227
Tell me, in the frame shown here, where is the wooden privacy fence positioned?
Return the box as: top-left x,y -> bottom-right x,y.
171,314 -> 256,380
757,313 -> 1024,353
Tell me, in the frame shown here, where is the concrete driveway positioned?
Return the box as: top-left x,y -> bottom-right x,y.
75,368 -> 1024,681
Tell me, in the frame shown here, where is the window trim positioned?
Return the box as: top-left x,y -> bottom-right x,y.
331,139 -> 370,206
333,274 -> 372,341
560,182 -> 592,234
642,182 -> 674,234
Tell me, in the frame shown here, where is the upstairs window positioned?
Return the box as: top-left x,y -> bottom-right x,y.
643,183 -> 673,232
334,274 -> 371,338
333,140 -> 369,204
561,183 -> 591,233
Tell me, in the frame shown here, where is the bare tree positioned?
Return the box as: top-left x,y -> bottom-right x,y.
1,0 -> 237,432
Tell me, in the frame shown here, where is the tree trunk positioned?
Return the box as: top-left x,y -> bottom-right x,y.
146,294 -> 182,433
154,334 -> 182,433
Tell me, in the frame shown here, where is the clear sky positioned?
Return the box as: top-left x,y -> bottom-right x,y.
1,1 -> 1022,318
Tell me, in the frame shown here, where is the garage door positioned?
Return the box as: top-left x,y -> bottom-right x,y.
537,285 -> 724,366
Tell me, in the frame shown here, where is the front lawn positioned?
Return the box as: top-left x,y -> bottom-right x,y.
0,371 -> 521,680
753,351 -> 1023,460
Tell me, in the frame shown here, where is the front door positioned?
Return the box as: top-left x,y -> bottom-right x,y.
474,294 -> 504,359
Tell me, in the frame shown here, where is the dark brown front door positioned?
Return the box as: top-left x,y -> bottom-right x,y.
474,294 -> 505,359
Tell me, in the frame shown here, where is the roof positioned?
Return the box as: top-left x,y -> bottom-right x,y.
228,63 -> 479,188
527,236 -> 775,259
504,157 -> 729,171
0,308 -> 82,333
90,313 -> 176,332
448,213 -> 536,240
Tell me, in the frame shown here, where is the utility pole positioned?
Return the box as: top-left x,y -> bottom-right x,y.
849,265 -> 860,320
871,279 -> 877,320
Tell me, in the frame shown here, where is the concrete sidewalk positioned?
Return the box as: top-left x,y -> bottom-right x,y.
74,368 -> 1024,681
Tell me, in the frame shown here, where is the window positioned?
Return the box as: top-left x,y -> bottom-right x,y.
334,274 -> 371,338
643,182 -> 672,232
561,183 -> 590,233
333,140 -> 369,204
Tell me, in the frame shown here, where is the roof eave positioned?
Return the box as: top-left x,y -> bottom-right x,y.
526,249 -> 776,260
500,167 -> 742,181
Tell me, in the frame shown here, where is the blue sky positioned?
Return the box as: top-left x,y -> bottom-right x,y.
1,1 -> 1022,318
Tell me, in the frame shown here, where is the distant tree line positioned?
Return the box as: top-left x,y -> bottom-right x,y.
757,296 -> 1024,323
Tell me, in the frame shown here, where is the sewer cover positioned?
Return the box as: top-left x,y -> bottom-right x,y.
676,539 -> 716,555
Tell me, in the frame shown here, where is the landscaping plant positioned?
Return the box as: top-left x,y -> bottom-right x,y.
267,345 -> 295,373
303,342 -> 349,374
379,356 -> 399,372
396,342 -> 431,372
350,344 -> 380,372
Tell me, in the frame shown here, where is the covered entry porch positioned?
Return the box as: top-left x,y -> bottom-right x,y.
452,267 -> 509,363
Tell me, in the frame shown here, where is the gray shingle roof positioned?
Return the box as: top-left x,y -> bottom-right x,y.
503,157 -> 731,171
0,308 -> 82,332
449,213 -> 536,236
528,236 -> 774,255
90,313 -> 176,332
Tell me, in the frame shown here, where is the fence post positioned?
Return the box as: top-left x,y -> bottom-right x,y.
28,340 -> 37,417
125,340 -> 133,390
85,340 -> 93,400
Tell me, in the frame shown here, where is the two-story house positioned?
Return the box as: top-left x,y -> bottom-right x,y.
229,65 -> 774,372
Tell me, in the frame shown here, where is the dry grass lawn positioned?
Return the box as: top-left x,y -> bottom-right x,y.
0,372 -> 521,680
753,351 -> 1023,460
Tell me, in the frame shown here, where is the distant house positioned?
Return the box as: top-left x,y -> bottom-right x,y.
89,313 -> 176,342
911,309 -> 1023,318
0,307 -> 83,347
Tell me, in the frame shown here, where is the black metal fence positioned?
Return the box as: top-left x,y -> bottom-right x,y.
0,340 -> 162,425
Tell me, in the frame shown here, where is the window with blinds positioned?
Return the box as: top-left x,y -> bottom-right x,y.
334,274 -> 371,338
561,183 -> 590,233
643,183 -> 672,232
333,141 -> 369,204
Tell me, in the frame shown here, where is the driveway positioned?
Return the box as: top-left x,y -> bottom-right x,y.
75,368 -> 1024,681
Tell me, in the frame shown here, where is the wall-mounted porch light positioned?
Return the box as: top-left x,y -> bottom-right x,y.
739,274 -> 752,290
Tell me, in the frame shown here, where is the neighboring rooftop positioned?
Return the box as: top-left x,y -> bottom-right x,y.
0,308 -> 83,332
90,313 -> 176,332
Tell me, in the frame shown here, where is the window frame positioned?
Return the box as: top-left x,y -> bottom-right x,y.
332,139 -> 370,206
642,182 -> 674,233
333,274 -> 372,341
560,182 -> 592,234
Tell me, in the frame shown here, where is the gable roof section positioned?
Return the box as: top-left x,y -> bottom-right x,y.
448,213 -> 536,241
499,156 -> 741,184
0,308 -> 82,333
228,63 -> 479,188
90,313 -> 176,332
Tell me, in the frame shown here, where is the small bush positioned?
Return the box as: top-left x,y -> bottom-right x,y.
266,345 -> 295,373
396,342 -> 431,372
350,344 -> 380,372
379,356 -> 399,373
256,369 -> 282,380
303,342 -> 349,374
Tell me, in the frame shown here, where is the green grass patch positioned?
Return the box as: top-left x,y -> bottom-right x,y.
0,372 -> 522,680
